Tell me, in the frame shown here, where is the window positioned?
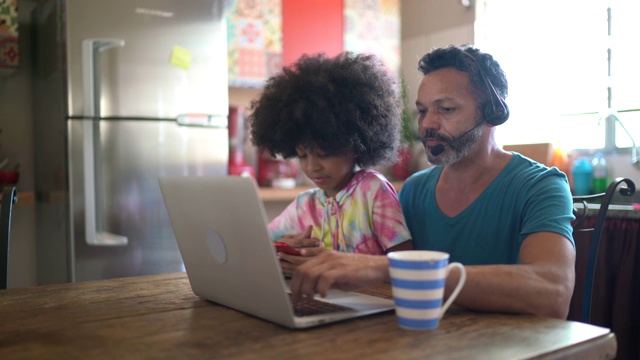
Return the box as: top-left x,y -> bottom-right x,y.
475,0 -> 640,151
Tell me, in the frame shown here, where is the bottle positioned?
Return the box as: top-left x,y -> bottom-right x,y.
571,158 -> 593,196
550,145 -> 570,175
591,152 -> 608,194
550,142 -> 572,188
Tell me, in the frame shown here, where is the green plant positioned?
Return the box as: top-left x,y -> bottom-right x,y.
391,79 -> 421,180
399,78 -> 420,146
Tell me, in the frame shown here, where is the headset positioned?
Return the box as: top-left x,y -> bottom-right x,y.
427,49 -> 511,157
464,51 -> 510,126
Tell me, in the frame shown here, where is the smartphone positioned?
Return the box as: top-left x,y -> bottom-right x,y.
274,242 -> 301,256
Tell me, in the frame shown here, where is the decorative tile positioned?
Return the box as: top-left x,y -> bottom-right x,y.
265,51 -> 282,77
237,17 -> 264,48
237,0 -> 262,18
227,0 -> 399,86
238,48 -> 265,78
344,0 -> 400,74
227,0 -> 282,87
0,0 -> 18,35
0,0 -> 18,68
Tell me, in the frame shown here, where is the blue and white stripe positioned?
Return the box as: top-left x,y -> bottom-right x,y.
389,257 -> 447,330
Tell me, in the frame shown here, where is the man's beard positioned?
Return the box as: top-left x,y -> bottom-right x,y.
422,119 -> 484,166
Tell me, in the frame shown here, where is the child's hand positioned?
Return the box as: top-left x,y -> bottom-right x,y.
277,225 -> 320,249
276,225 -> 322,276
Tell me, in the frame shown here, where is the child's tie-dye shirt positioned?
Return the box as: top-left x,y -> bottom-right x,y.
268,169 -> 412,254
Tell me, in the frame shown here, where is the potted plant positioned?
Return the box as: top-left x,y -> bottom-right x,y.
391,78 -> 420,180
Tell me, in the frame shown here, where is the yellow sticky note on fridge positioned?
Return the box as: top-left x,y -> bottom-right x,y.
170,46 -> 192,70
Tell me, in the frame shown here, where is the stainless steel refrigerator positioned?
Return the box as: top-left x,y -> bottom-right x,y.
32,0 -> 229,284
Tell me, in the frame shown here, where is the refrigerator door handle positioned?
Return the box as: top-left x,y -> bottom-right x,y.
82,38 -> 128,246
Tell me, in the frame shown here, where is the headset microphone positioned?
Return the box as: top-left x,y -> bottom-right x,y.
430,144 -> 445,156
427,121 -> 484,157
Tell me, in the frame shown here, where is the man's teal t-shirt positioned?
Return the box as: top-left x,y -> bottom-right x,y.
398,153 -> 575,265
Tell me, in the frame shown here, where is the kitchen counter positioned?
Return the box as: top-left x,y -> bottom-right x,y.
0,191 -> 34,206
259,181 -> 404,202
261,183 -> 640,220
10,186 -> 640,219
575,203 -> 640,219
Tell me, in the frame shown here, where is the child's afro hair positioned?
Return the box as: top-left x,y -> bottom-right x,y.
248,52 -> 402,168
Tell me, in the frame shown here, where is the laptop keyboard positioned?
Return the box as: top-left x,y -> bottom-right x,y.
288,293 -> 355,317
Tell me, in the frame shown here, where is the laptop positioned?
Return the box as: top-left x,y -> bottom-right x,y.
158,176 -> 394,329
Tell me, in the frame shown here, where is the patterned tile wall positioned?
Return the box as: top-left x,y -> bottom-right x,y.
225,0 -> 400,86
0,0 -> 18,69
344,0 -> 400,74
226,0 -> 282,88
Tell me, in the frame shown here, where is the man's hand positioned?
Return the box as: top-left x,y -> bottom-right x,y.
278,246 -> 325,276
277,225 -> 320,249
288,251 -> 390,299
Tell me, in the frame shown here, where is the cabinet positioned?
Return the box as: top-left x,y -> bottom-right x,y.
0,191 -> 34,206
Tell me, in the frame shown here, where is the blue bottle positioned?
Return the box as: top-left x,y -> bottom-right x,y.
572,158 -> 593,196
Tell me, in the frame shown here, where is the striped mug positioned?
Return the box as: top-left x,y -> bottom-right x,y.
388,250 -> 466,330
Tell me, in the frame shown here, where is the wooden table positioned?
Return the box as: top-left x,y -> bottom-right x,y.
0,273 -> 616,359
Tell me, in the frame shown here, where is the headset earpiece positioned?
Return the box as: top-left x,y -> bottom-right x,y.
478,69 -> 510,126
463,50 -> 510,126
483,99 -> 510,126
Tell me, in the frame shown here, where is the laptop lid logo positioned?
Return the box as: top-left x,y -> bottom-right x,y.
206,229 -> 228,264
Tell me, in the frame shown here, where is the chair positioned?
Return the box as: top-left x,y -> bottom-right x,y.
571,177 -> 636,323
1,186 -> 18,290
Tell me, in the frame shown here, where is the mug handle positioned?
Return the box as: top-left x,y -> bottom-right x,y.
439,262 -> 466,318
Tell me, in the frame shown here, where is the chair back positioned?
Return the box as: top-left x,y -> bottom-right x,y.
571,177 -> 635,323
1,186 -> 18,290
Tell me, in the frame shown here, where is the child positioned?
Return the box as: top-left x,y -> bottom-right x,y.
248,52 -> 412,255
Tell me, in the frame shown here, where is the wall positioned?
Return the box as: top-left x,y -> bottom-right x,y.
400,0 -> 474,115
606,153 -> 640,190
229,87 -> 262,109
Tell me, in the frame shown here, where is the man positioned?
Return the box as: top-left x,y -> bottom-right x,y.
281,45 -> 576,319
